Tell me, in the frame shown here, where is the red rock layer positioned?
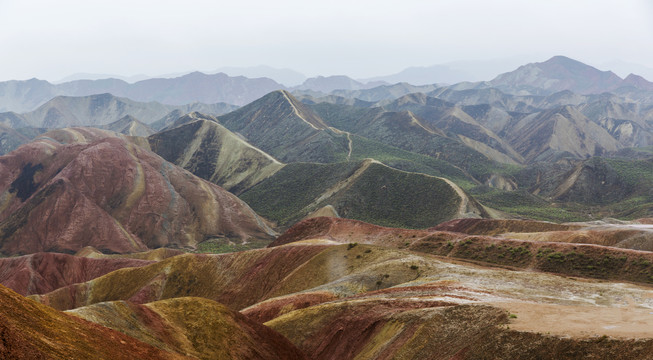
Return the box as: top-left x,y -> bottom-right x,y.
271,216 -> 653,285
69,298 -> 308,360
0,252 -> 154,296
241,291 -> 339,323
0,284 -> 183,359
270,216 -> 431,248
0,129 -> 275,255
34,245 -> 331,311
430,218 -> 582,235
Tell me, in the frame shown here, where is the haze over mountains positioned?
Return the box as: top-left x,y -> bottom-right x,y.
1,55 -> 653,359
6,56 -> 653,112
0,56 -> 651,220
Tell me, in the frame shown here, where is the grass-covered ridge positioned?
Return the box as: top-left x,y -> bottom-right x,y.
239,161 -> 361,225
347,134 -> 477,189
239,160 -> 477,229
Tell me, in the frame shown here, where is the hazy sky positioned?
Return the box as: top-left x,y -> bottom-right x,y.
1,0 -> 652,81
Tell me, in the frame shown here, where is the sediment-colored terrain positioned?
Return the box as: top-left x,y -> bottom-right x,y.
1,56 -> 652,358
0,129 -> 276,255
68,297 -> 307,359
0,215 -> 649,359
0,252 -> 154,296
149,115 -> 284,195
0,284 -> 184,359
20,223 -> 651,357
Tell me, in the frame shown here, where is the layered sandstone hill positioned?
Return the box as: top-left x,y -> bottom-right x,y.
0,128 -> 276,255
433,218 -> 653,250
0,284 -> 183,359
0,282 -> 305,359
28,240 -> 653,359
67,297 -> 307,360
0,252 -> 154,296
271,217 -> 653,284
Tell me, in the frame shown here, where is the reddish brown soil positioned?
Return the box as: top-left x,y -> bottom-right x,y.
242,291 -> 339,323
267,298 -> 463,360
35,244 -> 332,312
0,284 -> 184,359
430,218 -> 583,235
270,217 -> 431,248
0,131 -> 274,255
267,296 -> 653,360
503,228 -> 653,250
410,233 -> 653,284
0,252 -> 154,296
272,217 -> 653,285
70,298 -> 308,360
491,301 -> 653,339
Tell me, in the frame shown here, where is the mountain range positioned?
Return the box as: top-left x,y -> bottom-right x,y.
0,93 -> 237,129
1,55 -> 652,359
4,56 -> 653,114
2,62 -> 651,220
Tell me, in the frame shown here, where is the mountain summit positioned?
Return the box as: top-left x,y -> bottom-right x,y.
218,90 -> 348,163
490,56 -> 625,95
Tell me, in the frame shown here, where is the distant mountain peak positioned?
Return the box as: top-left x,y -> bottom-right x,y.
539,56 -> 619,77
296,75 -> 382,93
622,73 -> 653,90
490,56 -> 624,95
543,55 -> 580,65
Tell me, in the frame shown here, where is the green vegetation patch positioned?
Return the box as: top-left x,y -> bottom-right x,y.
537,249 -> 653,283
603,158 -> 653,188
239,162 -> 360,225
195,238 -> 270,254
410,235 -> 653,284
471,187 -> 590,222
323,163 -> 461,228
240,161 -> 464,229
348,135 -> 476,188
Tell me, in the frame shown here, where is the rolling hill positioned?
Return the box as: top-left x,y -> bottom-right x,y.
489,55 -> 626,95
506,105 -> 621,162
0,283 -> 181,359
0,72 -> 283,113
25,237 -> 653,359
67,297 -> 307,359
102,115 -> 155,137
308,100 -> 508,179
0,252 -> 155,296
384,93 -> 524,164
0,124 -> 32,155
218,90 -> 350,163
0,128 -> 275,256
148,113 -> 284,194
1,56 -> 653,359
239,159 -> 489,228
